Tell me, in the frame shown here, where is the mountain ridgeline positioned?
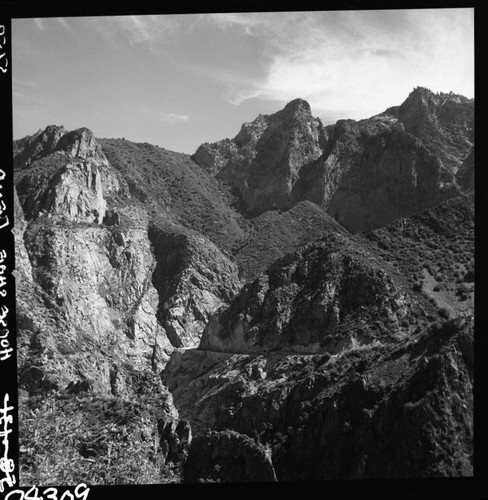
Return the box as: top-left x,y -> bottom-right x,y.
193,88 -> 473,232
14,87 -> 474,484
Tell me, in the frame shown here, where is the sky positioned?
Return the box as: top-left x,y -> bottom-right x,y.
12,9 -> 474,154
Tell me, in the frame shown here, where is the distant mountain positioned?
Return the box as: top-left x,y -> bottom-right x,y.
193,87 -> 473,232
13,87 -> 474,484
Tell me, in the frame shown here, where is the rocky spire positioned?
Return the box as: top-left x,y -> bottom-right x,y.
192,98 -> 327,215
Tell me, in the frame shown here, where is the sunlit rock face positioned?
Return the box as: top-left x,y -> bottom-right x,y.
148,228 -> 243,348
14,126 -> 170,396
14,86 -> 474,484
14,125 -> 119,224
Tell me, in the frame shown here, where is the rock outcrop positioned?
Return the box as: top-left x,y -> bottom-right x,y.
163,195 -> 474,481
14,126 -> 119,224
13,125 -> 109,168
193,88 -> 474,233
149,225 -> 242,348
193,98 -> 326,215
199,232 -> 413,354
17,214 -> 173,393
184,429 -> 277,482
14,87 -> 474,484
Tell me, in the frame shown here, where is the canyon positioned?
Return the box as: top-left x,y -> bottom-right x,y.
14,87 -> 474,484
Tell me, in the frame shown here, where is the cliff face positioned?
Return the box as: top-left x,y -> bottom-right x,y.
14,87 -> 474,484
14,130 -> 172,395
396,87 -> 474,172
164,318 -> 473,480
312,116 -> 460,232
315,88 -> 473,232
14,126 -> 117,224
14,127 -> 243,483
163,195 -> 474,480
199,232 -> 414,354
193,88 -> 473,233
193,99 -> 327,215
148,226 -> 242,348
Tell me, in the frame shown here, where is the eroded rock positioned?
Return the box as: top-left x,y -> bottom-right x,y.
165,319 -> 473,480
149,226 -> 242,348
193,98 -> 326,215
200,232 -> 413,354
184,429 -> 277,483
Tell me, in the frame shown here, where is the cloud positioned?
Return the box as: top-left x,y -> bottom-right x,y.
206,13 -> 274,35
217,9 -> 474,122
158,112 -> 190,124
90,15 -> 180,52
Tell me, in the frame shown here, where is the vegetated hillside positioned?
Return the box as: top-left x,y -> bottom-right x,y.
197,194 -> 474,358
233,200 -> 349,280
19,371 -> 189,485
163,196 -> 474,480
199,230 -> 420,355
12,123 -> 346,485
193,87 -> 473,233
98,138 -> 248,253
165,317 -> 472,480
13,87 -> 474,485
359,193 -> 474,320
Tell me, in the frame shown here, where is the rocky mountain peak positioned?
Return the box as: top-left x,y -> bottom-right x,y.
14,125 -> 116,223
398,87 -> 473,130
56,127 -> 108,165
192,98 -> 326,215
396,87 -> 474,177
192,88 -> 473,233
40,124 -> 68,143
279,98 -> 314,122
13,125 -> 67,168
14,125 -> 109,169
283,97 -> 311,111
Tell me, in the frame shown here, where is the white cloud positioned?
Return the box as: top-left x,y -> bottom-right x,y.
215,9 -> 474,122
158,112 -> 190,124
90,15 -> 181,52
206,13 -> 274,35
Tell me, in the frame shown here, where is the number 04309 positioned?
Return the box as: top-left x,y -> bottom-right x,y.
5,484 -> 90,500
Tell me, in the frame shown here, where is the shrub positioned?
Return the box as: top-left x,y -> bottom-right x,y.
19,391 -> 177,486
438,307 -> 451,320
